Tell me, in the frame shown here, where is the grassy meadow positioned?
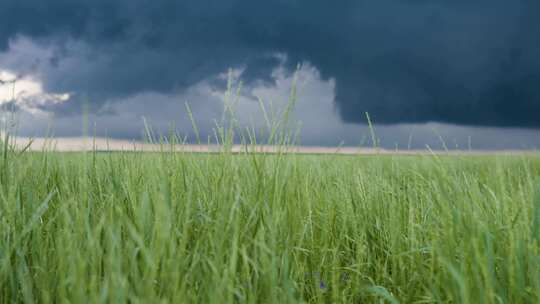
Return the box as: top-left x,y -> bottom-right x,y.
1,146 -> 540,303
1,78 -> 540,303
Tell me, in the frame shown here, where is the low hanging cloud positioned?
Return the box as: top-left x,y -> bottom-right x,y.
6,64 -> 540,150
1,0 -> 540,128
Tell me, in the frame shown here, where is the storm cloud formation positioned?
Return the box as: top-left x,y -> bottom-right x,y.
1,0 -> 539,127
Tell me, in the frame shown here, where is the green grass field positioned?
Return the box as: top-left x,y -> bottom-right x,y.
2,79 -> 540,303
1,148 -> 540,303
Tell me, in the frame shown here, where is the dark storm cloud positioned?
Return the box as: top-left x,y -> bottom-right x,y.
1,0 -> 539,127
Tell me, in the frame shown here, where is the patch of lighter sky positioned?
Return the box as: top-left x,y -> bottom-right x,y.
0,69 -> 70,116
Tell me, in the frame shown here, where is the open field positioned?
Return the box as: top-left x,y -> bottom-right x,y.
1,2 -> 538,302
6,136 -> 540,155
1,144 -> 540,303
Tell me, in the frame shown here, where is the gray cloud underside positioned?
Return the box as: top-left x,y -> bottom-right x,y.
1,0 -> 540,127
6,65 -> 539,150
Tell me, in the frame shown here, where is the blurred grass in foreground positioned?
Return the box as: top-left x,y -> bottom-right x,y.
1,151 -> 540,303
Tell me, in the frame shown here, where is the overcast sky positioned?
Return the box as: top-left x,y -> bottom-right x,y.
1,0 -> 539,149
